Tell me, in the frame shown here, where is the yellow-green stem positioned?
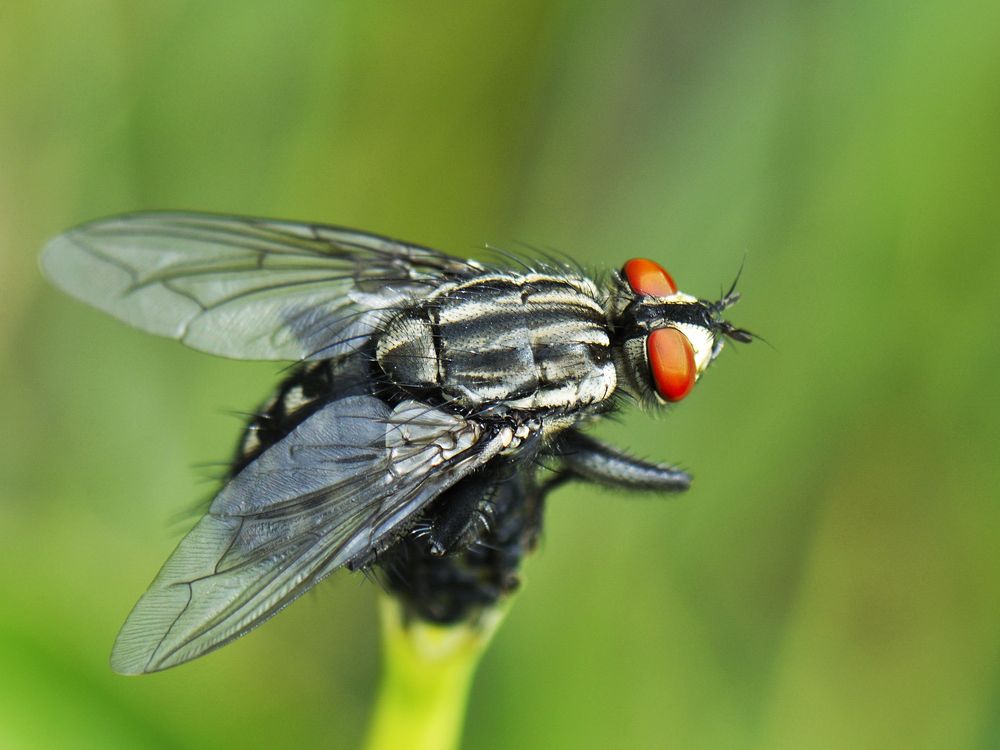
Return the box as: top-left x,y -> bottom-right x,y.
363,595 -> 507,750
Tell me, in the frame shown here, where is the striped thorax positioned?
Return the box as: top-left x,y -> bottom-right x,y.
375,272 -> 617,416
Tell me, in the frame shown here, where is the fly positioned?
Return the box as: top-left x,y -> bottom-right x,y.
41,212 -> 752,673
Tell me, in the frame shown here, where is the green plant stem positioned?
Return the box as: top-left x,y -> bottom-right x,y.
363,595 -> 508,750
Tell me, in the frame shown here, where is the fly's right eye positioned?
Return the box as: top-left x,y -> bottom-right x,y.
647,327 -> 696,402
623,258 -> 677,297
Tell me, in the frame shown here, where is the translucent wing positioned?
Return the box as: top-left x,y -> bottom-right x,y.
41,212 -> 481,361
110,395 -> 508,674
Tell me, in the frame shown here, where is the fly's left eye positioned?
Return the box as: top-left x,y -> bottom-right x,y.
647,327 -> 696,402
623,258 -> 677,297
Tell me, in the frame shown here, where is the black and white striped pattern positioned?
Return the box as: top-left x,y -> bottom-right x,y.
376,273 -> 617,416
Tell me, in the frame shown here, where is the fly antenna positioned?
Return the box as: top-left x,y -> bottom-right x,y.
713,254 -> 746,312
727,254 -> 747,298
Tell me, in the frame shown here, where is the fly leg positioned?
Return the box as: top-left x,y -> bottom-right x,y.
548,429 -> 692,493
422,473 -> 500,557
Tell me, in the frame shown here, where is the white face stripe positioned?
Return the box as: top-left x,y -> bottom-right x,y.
644,292 -> 718,379
673,323 -> 717,378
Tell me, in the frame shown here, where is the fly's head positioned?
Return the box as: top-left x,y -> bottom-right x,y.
610,258 -> 752,404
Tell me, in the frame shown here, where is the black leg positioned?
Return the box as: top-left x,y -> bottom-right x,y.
424,473 -> 499,557
381,466 -> 549,624
552,430 -> 692,492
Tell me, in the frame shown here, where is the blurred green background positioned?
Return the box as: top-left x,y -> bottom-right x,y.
2,1 -> 999,748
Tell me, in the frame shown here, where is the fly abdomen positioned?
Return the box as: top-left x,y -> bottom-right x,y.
375,273 -> 617,412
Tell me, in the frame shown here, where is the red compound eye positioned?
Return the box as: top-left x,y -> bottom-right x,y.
647,327 -> 696,402
623,258 -> 677,297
